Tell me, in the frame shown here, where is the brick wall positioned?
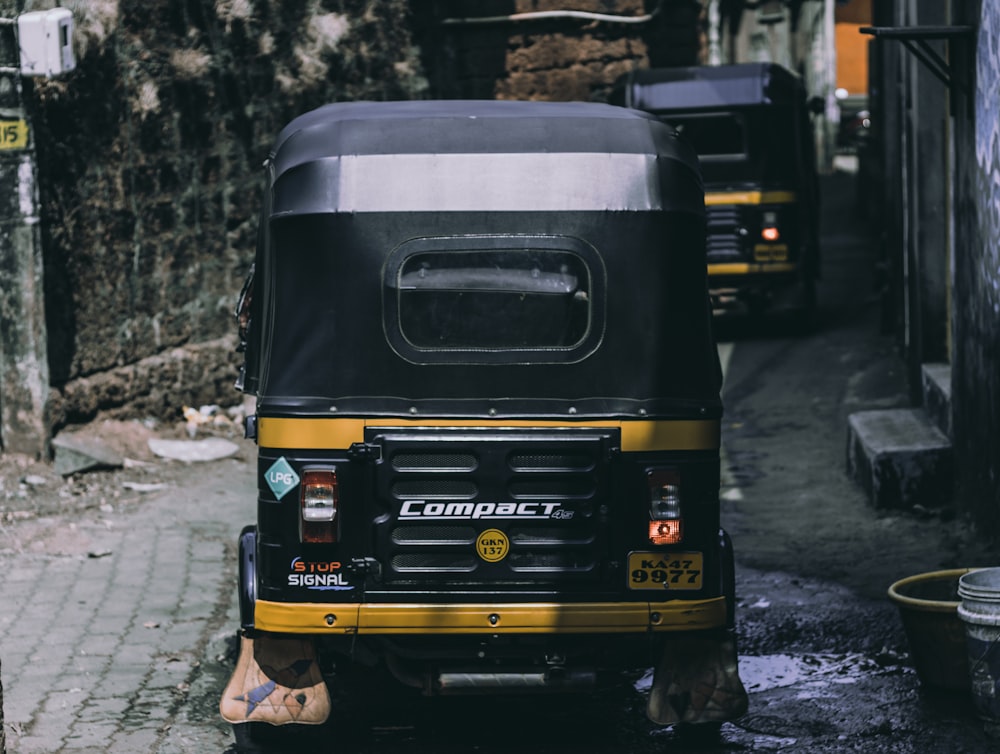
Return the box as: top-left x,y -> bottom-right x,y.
416,0 -> 701,102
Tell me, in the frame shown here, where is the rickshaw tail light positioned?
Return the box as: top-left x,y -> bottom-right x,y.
647,469 -> 683,544
301,469 -> 338,544
647,469 -> 681,519
761,226 -> 781,242
648,519 -> 683,545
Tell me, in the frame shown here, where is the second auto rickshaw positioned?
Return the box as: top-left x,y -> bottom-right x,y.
221,99 -> 748,747
613,63 -> 821,320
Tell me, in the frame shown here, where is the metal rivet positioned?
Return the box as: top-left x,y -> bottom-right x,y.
568,407 -> 577,415
650,612 -> 661,624
409,407 -> 418,415
325,614 -> 336,626
489,613 -> 500,625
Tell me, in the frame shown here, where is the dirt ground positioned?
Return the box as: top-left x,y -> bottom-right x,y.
0,405 -> 254,558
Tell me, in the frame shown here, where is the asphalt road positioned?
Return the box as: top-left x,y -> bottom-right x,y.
0,167 -> 997,753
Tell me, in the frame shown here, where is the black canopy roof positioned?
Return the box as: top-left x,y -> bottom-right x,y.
612,63 -> 807,113
248,99 -> 720,415
271,99 -> 693,169
267,99 -> 704,218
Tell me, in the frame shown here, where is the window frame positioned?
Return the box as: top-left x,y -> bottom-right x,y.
383,234 -> 606,365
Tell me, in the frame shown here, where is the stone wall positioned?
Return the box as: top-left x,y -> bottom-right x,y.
25,0 -> 427,429
19,0 -> 700,434
953,0 -> 1000,535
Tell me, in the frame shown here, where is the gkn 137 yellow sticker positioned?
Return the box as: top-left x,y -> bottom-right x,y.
627,551 -> 703,590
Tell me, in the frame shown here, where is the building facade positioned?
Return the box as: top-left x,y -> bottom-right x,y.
865,0 -> 1000,534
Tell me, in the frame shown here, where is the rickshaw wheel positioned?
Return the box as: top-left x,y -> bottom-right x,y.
232,722 -> 316,752
673,721 -> 723,746
788,278 -> 818,335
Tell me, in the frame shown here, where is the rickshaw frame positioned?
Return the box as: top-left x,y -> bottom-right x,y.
220,99 -> 748,746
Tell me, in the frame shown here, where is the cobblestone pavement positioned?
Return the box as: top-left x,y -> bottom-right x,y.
0,443 -> 255,754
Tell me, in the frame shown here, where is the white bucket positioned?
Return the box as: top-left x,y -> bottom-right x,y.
957,567 -> 1000,736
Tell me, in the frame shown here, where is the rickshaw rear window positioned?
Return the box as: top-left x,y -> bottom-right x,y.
664,113 -> 747,160
385,237 -> 603,363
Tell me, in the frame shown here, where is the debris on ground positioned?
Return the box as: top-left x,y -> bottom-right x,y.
148,437 -> 241,463
51,433 -> 125,476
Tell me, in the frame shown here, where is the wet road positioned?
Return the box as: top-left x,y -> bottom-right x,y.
2,168 -> 996,753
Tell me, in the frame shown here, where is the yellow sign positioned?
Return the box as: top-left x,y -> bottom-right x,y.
476,529 -> 510,563
627,551 -> 703,590
753,244 -> 790,262
0,120 -> 28,150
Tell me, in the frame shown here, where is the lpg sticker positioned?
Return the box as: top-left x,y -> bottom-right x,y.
476,529 -> 510,563
288,557 -> 353,591
265,457 -> 300,500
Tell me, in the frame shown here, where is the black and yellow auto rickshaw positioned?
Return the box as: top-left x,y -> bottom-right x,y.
612,63 -> 821,320
220,99 -> 748,746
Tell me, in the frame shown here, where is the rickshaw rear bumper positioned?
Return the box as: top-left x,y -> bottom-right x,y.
709,261 -> 813,314
248,596 -> 730,635
237,526 -> 736,636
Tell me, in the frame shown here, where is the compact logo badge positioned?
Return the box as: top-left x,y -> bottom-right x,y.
399,500 -> 571,520
476,529 -> 510,563
265,457 -> 300,500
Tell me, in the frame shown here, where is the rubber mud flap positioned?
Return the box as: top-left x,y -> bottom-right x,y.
646,635 -> 749,725
220,633 -> 331,726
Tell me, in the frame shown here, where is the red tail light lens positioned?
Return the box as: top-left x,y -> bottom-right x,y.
761,210 -> 780,242
648,519 -> 683,545
647,469 -> 683,545
300,468 -> 338,544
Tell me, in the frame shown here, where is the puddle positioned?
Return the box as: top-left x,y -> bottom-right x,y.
739,653 -> 878,692
635,652 -> 880,696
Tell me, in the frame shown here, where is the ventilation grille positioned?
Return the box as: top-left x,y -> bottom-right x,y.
706,204 -> 745,263
374,431 -> 613,585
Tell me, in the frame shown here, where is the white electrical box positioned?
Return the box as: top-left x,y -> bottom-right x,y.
17,8 -> 76,78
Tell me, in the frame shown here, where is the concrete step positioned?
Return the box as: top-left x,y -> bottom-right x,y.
921,362 -> 952,440
846,408 -> 953,510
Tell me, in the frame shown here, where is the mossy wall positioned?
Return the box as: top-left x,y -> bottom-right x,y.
21,0 -> 699,429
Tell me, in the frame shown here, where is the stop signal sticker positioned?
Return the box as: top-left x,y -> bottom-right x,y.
476,529 -> 510,562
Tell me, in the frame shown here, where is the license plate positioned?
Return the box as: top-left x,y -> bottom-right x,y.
627,552 -> 703,591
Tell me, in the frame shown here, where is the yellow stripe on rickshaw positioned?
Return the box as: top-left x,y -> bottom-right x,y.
708,262 -> 797,276
704,190 -> 798,206
253,597 -> 728,635
257,417 -> 720,453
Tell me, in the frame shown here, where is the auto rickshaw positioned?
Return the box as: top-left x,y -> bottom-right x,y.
220,99 -> 748,747
612,63 -> 821,320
